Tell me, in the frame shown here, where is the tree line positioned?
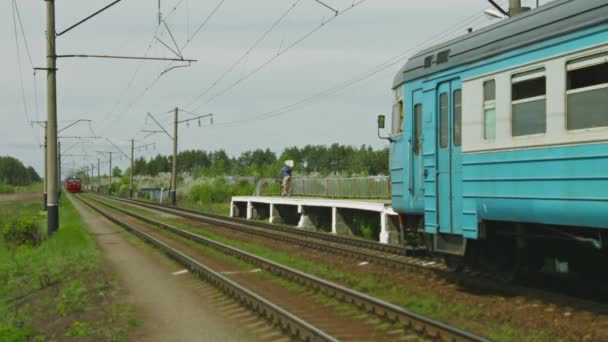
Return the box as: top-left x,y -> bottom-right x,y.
132,144 -> 389,178
0,156 -> 41,186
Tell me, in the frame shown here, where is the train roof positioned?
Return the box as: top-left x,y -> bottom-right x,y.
393,0 -> 608,88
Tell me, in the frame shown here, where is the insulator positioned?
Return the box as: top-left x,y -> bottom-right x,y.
198,119 -> 201,127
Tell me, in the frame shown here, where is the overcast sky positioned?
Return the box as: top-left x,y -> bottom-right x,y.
1,0 -> 548,176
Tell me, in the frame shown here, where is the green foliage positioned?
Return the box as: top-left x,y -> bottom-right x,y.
0,199 -> 99,335
112,166 -> 122,178
133,144 -> 389,178
57,280 -> 89,317
65,321 -> 92,337
189,178 -> 255,204
0,321 -> 34,342
0,183 -> 15,194
118,184 -> 129,198
1,214 -> 42,247
0,156 -> 41,186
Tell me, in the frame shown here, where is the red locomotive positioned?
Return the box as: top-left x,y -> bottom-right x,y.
65,176 -> 82,193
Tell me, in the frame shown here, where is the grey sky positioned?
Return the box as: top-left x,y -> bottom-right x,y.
1,0 -> 547,176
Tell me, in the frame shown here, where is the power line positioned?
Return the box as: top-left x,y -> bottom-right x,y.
182,0 -> 302,110
181,0 -> 227,50
188,0 -> 369,112
96,0 -> 187,135
11,0 -> 33,130
212,1 -> 505,128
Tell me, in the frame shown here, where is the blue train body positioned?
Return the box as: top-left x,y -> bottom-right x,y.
388,0 -> 608,257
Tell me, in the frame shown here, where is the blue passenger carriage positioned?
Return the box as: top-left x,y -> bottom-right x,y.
383,0 -> 608,274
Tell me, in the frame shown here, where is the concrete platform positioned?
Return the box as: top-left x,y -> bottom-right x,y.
230,196 -> 400,244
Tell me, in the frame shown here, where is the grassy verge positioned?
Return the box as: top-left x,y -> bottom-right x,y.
177,199 -> 230,216
0,195 -> 138,341
89,195 -> 565,342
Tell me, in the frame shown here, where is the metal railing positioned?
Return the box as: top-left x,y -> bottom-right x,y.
256,176 -> 391,199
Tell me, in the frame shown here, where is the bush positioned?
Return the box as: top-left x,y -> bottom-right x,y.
2,214 -> 42,247
189,178 -> 256,204
118,185 -> 129,198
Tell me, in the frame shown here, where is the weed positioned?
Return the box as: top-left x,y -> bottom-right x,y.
2,214 -> 42,247
65,321 -> 92,337
57,280 -> 89,316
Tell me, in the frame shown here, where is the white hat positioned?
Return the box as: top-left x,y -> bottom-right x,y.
285,160 -> 294,167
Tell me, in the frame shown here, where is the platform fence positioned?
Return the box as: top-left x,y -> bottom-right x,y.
256,176 -> 390,199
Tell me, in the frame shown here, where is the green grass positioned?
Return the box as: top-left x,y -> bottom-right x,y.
89,194 -> 568,341
178,199 -> 231,216
0,184 -> 15,194
0,195 -> 135,341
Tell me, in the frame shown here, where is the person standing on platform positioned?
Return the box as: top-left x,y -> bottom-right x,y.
280,160 -> 294,197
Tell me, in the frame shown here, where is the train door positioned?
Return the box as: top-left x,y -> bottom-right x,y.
436,80 -> 462,235
412,90 -> 424,198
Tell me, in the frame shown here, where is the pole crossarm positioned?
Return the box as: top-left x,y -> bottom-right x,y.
58,119 -> 92,133
487,0 -> 510,16
31,120 -> 47,128
178,113 -> 213,124
58,136 -> 101,139
56,54 -> 197,62
146,113 -> 174,140
57,0 -> 122,37
134,142 -> 155,151
105,137 -> 130,160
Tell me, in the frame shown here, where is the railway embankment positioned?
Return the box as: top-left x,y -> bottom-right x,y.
0,191 -> 139,341
90,193 -> 608,341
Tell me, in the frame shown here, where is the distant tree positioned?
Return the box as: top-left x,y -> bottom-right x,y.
0,156 -> 40,185
112,166 -> 122,177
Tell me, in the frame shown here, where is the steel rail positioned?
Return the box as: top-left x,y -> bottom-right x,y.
93,194 -> 445,274
74,195 -> 337,342
85,194 -> 490,342
92,194 -> 608,312
101,194 -> 414,255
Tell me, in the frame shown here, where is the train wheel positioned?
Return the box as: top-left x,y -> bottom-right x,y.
444,255 -> 464,272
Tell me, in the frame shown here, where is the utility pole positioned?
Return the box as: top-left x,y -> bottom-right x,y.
44,134 -> 47,210
130,139 -> 134,198
97,159 -> 100,192
57,140 -> 61,199
32,120 -> 48,210
46,0 -> 59,236
171,107 -> 178,206
109,152 -> 113,195
509,0 -> 528,16
91,163 -> 94,192
145,110 -> 212,207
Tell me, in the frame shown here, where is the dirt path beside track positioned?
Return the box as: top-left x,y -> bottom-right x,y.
71,196 -> 278,342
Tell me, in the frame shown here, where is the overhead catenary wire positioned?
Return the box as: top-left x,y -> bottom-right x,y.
181,0 -> 302,109
181,0 -> 227,50
187,0 -> 369,112
10,0 -> 40,146
210,1 -> 507,128
96,0 -> 187,136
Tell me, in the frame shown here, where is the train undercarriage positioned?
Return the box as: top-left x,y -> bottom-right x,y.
403,215 -> 608,284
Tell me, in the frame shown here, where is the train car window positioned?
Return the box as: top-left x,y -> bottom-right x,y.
453,90 -> 462,146
512,68 -> 546,136
414,104 -> 422,155
566,53 -> 608,130
440,93 -> 448,148
391,100 -> 404,135
483,80 -> 496,140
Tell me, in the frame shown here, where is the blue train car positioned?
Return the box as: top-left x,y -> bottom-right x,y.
383,0 -> 608,274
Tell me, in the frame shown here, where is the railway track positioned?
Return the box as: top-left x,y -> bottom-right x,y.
90,194 -> 608,308
76,194 -> 489,342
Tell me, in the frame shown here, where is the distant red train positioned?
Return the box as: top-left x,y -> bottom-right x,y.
65,176 -> 82,193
